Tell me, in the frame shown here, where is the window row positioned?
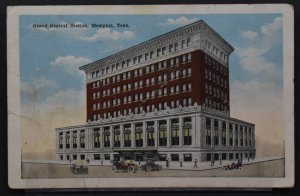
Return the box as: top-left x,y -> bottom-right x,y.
90,39 -> 192,79
205,83 -> 228,100
96,80 -> 192,98
204,54 -> 228,76
204,98 -> 228,111
93,84 -> 192,110
91,54 -> 192,89
205,118 -> 254,147
204,41 -> 228,63
92,98 -> 193,120
205,69 -> 227,88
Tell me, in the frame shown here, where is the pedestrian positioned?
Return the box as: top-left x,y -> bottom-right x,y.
166,159 -> 169,168
194,159 -> 198,168
180,159 -> 183,167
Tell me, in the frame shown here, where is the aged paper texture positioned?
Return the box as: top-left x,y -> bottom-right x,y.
7,4 -> 294,189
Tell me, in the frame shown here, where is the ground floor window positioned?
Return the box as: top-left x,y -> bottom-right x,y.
94,154 -> 100,160
124,132 -> 131,147
146,153 -> 155,159
135,132 -> 143,147
213,153 -> 219,161
159,130 -> 167,146
206,153 -> 211,161
183,128 -> 192,145
171,129 -> 179,146
124,155 -> 132,160
104,134 -> 110,147
159,154 -> 167,161
73,155 -> 77,160
222,153 -> 226,160
80,154 -> 85,160
147,131 -> 155,146
171,154 -> 179,161
104,154 -> 110,160
235,153 -> 239,159
229,153 -> 233,160
60,155 -> 63,160
66,155 -> 70,160
183,154 -> 192,161
245,153 -> 248,158
135,154 -> 144,161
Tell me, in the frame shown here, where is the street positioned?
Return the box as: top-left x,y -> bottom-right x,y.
21,158 -> 284,179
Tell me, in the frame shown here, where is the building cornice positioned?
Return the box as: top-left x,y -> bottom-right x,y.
79,20 -> 234,74
55,104 -> 254,131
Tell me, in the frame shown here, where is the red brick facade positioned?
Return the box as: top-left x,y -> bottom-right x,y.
86,50 -> 229,122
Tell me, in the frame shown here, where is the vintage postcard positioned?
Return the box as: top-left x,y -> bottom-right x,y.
7,4 -> 294,189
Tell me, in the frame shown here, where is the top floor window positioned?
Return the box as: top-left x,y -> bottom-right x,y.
181,40 -> 185,49
162,47 -> 166,55
150,51 -> 154,59
174,42 -> 179,51
157,48 -> 161,57
187,38 -> 191,47
169,44 -> 173,53
145,53 -> 149,61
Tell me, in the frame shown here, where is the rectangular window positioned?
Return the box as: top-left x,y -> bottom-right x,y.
150,51 -> 154,59
188,98 -> 192,106
151,77 -> 155,85
169,44 -> 173,53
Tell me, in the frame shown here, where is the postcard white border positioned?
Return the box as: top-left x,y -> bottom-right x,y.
7,4 -> 294,189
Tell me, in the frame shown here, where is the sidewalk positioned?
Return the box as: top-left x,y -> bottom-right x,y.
160,156 -> 284,171
22,156 -> 284,171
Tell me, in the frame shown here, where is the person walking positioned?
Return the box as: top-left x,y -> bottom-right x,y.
179,159 -> 183,167
194,159 -> 198,168
166,159 -> 169,168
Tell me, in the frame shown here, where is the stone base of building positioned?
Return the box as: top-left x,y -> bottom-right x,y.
55,106 -> 256,164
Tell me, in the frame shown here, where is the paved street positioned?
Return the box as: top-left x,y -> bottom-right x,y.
22,158 -> 284,179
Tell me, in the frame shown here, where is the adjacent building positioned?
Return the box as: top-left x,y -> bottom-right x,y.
56,20 -> 256,163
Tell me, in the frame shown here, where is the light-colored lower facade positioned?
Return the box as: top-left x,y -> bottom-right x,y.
56,105 -> 255,163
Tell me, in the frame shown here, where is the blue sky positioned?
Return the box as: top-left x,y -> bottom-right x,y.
20,14 -> 283,110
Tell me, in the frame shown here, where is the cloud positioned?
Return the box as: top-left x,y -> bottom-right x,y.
261,17 -> 283,36
240,30 -> 258,41
236,17 -> 282,73
78,28 -> 135,42
158,16 -> 198,26
51,55 -> 92,76
231,16 -> 284,158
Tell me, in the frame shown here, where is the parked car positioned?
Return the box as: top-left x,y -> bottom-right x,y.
70,160 -> 88,174
223,159 -> 243,170
140,159 -> 162,171
111,160 -> 138,173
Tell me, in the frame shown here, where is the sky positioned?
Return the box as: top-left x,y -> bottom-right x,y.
19,14 -> 284,159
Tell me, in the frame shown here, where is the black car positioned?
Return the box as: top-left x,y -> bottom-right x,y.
140,159 -> 162,171
70,160 -> 88,174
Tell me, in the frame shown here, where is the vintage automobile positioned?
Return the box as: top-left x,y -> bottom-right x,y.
223,159 -> 243,170
140,159 -> 162,171
111,160 -> 138,173
70,160 -> 88,174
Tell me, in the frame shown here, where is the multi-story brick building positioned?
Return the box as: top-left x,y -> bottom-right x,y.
56,20 -> 256,163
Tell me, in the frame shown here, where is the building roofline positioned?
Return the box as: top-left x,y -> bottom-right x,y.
79,20 -> 234,73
